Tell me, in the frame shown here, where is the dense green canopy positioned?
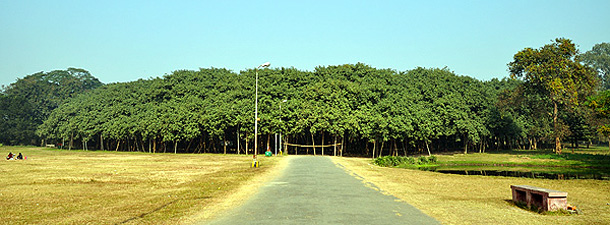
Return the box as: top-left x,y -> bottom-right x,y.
33,64 -> 524,156
0,68 -> 102,145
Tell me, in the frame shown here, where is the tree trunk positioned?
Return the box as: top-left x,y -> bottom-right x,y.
203,137 -> 207,153
321,132 -> 325,156
426,141 -> 431,156
294,136 -> 297,155
100,134 -> 104,151
311,132 -> 316,156
186,139 -> 194,153
196,136 -> 203,153
404,138 -> 408,156
341,135 -> 345,157
284,135 -> 288,155
393,140 -> 398,156
174,141 -> 178,154
266,133 -> 271,154
245,135 -> 249,155
379,141 -> 385,157
223,133 -> 227,154
116,139 -> 120,151
372,139 -> 376,158
334,135 -> 337,156
553,101 -> 562,154
212,137 -> 217,153
464,134 -> 468,154
237,128 -> 240,155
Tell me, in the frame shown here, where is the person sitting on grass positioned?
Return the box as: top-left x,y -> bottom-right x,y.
16,153 -> 23,160
6,152 -> 13,160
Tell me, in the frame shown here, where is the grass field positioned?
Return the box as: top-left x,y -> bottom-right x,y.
0,146 -> 283,224
436,147 -> 610,168
333,148 -> 610,224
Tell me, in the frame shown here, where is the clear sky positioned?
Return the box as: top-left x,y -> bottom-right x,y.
1,0 -> 609,86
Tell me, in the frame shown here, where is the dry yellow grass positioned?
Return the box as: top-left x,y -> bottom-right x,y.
332,157 -> 610,225
0,146 -> 284,224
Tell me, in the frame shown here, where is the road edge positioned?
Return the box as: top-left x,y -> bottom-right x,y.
185,156 -> 293,224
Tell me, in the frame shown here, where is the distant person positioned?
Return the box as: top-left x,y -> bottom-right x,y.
16,153 -> 23,160
6,152 -> 13,160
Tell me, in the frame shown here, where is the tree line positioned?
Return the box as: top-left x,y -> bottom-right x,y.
35,65 -> 513,156
2,39 -> 609,156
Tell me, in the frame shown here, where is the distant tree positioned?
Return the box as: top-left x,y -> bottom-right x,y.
586,90 -> 610,152
497,84 -> 554,150
580,42 -> 610,90
0,95 -> 37,145
1,68 -> 102,145
562,106 -> 595,149
508,38 -> 598,154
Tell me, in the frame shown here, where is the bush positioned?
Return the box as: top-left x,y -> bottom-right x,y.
374,156 -> 396,167
402,156 -> 416,165
373,155 -> 437,167
418,156 -> 429,164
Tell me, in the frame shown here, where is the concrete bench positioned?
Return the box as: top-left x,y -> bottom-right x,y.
511,185 -> 567,211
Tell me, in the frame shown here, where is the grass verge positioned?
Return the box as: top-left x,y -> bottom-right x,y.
332,156 -> 610,224
1,146 -> 284,224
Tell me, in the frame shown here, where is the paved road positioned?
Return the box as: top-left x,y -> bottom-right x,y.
205,156 -> 439,225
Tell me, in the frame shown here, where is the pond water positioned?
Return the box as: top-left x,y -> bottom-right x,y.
420,166 -> 610,180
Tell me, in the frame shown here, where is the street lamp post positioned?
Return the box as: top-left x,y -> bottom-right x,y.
254,62 -> 270,166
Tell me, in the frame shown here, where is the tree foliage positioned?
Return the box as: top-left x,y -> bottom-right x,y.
33,64 -> 519,156
508,38 -> 598,154
0,68 -> 102,145
580,42 -> 610,90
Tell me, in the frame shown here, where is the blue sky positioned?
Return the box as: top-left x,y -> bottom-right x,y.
1,0 -> 609,86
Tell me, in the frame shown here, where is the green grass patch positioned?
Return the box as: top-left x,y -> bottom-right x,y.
436,148 -> 610,169
542,209 -> 574,216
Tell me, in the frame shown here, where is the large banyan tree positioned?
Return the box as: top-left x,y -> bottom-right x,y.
37,64 -> 537,156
